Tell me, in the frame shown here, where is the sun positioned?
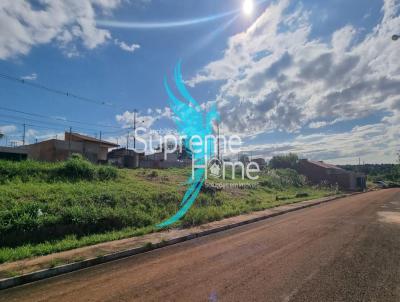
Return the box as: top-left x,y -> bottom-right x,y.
242,0 -> 254,16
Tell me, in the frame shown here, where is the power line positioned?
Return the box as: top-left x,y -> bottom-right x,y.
101,127 -> 133,135
0,118 -> 71,132
0,106 -> 122,129
0,72 -> 146,131
0,119 -> 120,147
0,72 -> 114,107
0,113 -> 109,133
0,114 -> 133,137
0,117 -> 130,143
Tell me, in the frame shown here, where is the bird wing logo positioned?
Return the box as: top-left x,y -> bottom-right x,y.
157,61 -> 219,228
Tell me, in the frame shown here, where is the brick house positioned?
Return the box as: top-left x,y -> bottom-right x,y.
22,132 -> 119,163
296,159 -> 366,191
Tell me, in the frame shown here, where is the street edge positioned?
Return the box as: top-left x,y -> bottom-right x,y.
0,192 -> 360,290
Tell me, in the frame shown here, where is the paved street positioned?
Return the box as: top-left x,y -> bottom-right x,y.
1,189 -> 400,302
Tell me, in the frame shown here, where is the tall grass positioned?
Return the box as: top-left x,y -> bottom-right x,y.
0,162 -> 335,263
259,168 -> 307,189
0,156 -> 118,183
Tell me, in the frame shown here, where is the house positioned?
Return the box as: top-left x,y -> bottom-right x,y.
108,148 -> 144,168
140,150 -> 191,169
296,159 -> 366,191
22,132 -> 119,163
0,146 -> 28,161
138,142 -> 191,169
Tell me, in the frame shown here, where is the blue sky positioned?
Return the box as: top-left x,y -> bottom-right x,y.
0,0 -> 399,164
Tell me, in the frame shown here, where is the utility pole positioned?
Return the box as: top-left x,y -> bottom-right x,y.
99,131 -> 102,141
126,131 -> 129,150
68,127 -> 72,155
217,122 -> 220,160
133,109 -> 137,150
22,123 -> 26,146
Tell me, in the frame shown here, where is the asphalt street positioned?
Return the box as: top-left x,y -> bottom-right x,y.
1,189 -> 400,302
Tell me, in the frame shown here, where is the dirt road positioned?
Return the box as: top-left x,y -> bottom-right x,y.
2,189 -> 400,302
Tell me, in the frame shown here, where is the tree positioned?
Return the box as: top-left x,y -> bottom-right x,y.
397,152 -> 400,180
391,151 -> 400,182
269,153 -> 299,169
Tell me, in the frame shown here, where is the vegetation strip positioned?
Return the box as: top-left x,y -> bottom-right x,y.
0,158 -> 335,263
0,193 -> 347,291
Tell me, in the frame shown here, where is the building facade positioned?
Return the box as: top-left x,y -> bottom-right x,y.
21,132 -> 118,163
296,159 -> 366,191
108,148 -> 145,168
0,146 -> 28,161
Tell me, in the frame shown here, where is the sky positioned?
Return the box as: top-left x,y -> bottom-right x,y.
0,0 -> 399,164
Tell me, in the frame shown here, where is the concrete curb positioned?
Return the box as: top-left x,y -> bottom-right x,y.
0,193 -> 355,290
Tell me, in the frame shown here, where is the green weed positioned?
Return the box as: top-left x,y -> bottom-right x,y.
0,161 -> 335,263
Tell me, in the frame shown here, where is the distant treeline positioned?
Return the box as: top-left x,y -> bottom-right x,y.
339,164 -> 400,182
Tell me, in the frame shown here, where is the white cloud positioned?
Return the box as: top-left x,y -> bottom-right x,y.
331,25 -> 357,52
0,125 -> 17,135
113,108 -> 175,152
26,129 -> 39,138
0,0 -> 123,59
115,107 -> 171,129
190,0 -> 400,138
116,111 -> 156,129
114,39 -> 140,53
245,118 -> 400,164
30,130 -> 64,142
308,121 -> 327,129
20,73 -> 38,81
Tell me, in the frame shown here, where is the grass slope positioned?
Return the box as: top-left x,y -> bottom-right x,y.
0,159 -> 336,263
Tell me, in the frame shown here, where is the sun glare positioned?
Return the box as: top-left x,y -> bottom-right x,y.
243,0 -> 254,16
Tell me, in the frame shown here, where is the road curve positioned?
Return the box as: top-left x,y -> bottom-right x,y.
1,189 -> 400,302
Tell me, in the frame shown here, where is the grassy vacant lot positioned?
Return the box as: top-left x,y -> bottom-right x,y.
0,157 -> 336,263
